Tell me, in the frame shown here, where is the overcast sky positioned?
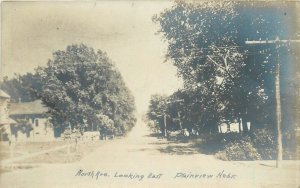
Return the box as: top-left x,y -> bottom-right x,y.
1,1 -> 183,113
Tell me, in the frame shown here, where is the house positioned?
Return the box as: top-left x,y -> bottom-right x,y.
9,100 -> 55,141
219,119 -> 251,133
0,90 -> 16,141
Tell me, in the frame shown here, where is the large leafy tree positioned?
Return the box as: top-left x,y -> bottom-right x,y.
153,1 -> 248,133
35,44 -> 136,136
153,1 -> 298,134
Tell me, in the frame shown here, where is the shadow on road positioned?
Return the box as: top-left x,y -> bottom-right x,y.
157,144 -> 199,155
144,132 -> 205,155
143,132 -> 162,138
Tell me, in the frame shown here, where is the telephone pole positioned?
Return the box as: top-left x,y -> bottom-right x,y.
245,37 -> 300,168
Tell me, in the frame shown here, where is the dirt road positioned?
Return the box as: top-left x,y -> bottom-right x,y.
1,119 -> 299,188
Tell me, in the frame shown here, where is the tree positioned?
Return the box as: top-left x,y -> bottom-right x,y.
35,44 -> 136,136
147,94 -> 168,135
153,1 -> 248,133
0,73 -> 42,102
153,1 -> 298,135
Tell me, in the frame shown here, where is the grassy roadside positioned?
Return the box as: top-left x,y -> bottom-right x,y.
161,132 -> 300,160
15,141 -> 104,164
0,140 -> 105,174
0,141 -> 67,161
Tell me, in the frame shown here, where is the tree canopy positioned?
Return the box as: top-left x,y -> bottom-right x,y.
1,44 -> 136,137
37,44 -> 136,136
149,1 -> 299,135
0,73 -> 42,103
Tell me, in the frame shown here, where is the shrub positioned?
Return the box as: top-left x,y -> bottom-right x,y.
215,138 -> 261,161
282,130 -> 297,160
199,132 -> 245,154
250,128 -> 276,160
200,129 -> 278,160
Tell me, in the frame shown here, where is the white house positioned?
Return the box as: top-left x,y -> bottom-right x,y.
0,90 -> 16,141
9,100 -> 55,141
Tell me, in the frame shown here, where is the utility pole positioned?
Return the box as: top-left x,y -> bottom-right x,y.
245,37 -> 300,168
274,46 -> 283,167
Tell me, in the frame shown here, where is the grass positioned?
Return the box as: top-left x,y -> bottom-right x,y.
154,131 -> 300,160
15,141 -> 104,164
0,140 -> 105,174
0,140 -> 66,161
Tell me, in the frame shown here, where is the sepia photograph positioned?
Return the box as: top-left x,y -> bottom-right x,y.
0,0 -> 299,187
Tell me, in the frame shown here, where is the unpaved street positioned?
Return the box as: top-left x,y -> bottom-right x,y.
1,119 -> 299,188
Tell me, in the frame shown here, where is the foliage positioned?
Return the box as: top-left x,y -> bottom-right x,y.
200,127 -> 298,161
215,137 -> 261,161
35,44 -> 136,136
250,128 -> 276,159
153,1 -> 245,132
0,73 -> 42,102
147,92 -> 190,135
147,94 -> 168,134
97,114 -> 116,135
152,1 -> 299,135
1,44 -> 136,137
199,129 -> 276,160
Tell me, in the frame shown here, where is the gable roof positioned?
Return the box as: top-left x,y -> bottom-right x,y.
10,100 -> 48,116
0,90 -> 10,99
0,118 -> 17,125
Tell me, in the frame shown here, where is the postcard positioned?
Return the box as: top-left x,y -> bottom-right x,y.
0,1 -> 299,187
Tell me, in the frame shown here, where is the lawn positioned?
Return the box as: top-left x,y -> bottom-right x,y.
0,141 -> 67,161
0,140 -> 105,174
15,141 -> 104,164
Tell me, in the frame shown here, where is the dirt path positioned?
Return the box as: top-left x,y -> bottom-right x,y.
0,119 -> 299,188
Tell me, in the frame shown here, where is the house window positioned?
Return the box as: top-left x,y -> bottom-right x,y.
35,119 -> 39,127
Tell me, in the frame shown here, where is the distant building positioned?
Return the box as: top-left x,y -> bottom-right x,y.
219,120 -> 251,133
0,90 -> 16,141
9,100 -> 55,141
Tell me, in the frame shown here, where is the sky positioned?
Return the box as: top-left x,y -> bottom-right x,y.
1,1 -> 183,113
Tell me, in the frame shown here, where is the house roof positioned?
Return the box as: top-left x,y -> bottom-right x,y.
10,100 -> 48,116
0,118 -> 17,125
0,90 -> 10,99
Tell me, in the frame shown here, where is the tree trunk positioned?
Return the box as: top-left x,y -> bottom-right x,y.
242,117 -> 248,133
275,51 -> 283,167
250,120 -> 257,132
211,121 -> 219,134
177,112 -> 183,130
163,114 -> 167,138
238,118 -> 242,133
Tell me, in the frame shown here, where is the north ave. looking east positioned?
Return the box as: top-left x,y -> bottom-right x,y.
75,169 -> 237,181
